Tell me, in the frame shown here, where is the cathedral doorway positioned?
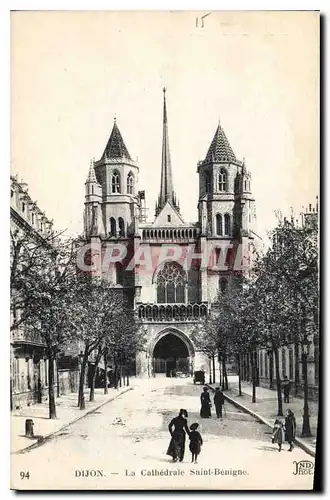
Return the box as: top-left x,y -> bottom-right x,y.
152,333 -> 192,377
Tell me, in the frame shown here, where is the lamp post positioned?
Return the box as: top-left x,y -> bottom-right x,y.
301,339 -> 312,437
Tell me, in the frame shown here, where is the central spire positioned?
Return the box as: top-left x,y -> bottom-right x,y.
156,88 -> 180,216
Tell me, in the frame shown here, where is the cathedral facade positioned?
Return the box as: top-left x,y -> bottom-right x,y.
82,90 -> 258,378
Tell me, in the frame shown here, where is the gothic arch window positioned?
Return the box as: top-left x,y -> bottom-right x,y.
218,168 -> 228,192
216,214 -> 223,236
118,217 -> 125,236
109,217 -> 116,237
204,171 -> 211,194
112,171 -> 121,193
224,214 -> 231,236
156,262 -> 186,304
127,172 -> 134,194
220,278 -> 228,294
115,262 -> 123,285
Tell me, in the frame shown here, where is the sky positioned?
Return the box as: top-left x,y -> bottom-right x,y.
11,10 -> 319,240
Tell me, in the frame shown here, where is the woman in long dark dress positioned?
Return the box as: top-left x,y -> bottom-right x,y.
285,409 -> 297,451
167,409 -> 189,462
200,387 -> 211,418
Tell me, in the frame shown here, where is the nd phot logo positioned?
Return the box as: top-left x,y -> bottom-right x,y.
293,460 -> 314,475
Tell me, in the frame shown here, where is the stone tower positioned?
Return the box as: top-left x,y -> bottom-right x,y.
92,119 -> 140,239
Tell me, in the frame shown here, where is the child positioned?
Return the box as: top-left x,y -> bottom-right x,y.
272,417 -> 285,452
189,423 -> 203,464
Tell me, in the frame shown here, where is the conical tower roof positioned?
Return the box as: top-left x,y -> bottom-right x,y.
204,123 -> 238,163
86,160 -> 97,183
102,119 -> 132,161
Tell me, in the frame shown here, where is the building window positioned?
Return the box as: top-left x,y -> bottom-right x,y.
112,172 -> 120,193
167,215 -> 171,223
118,217 -> 125,236
11,190 -> 14,199
216,214 -> 223,236
109,217 -> 116,237
218,168 -> 227,192
115,262 -> 124,285
219,278 -> 227,294
289,348 -> 294,380
264,352 -> 268,378
31,213 -> 35,224
259,351 -> 263,378
127,173 -> 134,194
22,202 -> 25,213
156,262 -> 186,304
224,214 -> 231,236
281,348 -> 286,378
45,359 -> 48,386
13,358 -> 20,391
205,172 -> 211,194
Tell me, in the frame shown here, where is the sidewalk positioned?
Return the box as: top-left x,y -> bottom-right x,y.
11,382 -> 136,454
208,377 -> 318,457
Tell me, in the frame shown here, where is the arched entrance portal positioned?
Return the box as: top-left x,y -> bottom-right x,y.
153,333 -> 191,377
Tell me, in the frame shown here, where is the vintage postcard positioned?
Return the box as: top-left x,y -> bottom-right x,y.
10,10 -> 319,490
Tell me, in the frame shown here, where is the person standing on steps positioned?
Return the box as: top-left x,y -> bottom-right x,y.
285,409 -> 297,451
213,387 -> 225,418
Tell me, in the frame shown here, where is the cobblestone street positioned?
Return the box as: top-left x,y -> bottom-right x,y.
12,378 -> 315,490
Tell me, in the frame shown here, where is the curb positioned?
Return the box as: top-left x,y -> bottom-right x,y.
13,386 -> 133,455
206,385 -> 315,458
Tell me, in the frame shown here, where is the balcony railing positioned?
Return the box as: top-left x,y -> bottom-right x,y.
11,329 -> 45,346
137,303 -> 208,322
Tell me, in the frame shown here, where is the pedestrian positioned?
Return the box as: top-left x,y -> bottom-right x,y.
213,387 -> 225,418
285,409 -> 297,451
272,417 -> 285,452
167,409 -> 189,462
282,375 -> 291,403
189,423 -> 203,464
200,387 -> 211,418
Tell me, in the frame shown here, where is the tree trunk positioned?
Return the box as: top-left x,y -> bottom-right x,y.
212,354 -> 216,384
78,348 -> 88,410
224,361 -> 228,390
104,349 -> 108,395
251,352 -> 256,403
56,353 -> 60,398
269,351 -> 274,389
274,347 -> 283,416
221,357 -> 225,390
89,349 -> 102,402
301,351 -> 312,437
294,342 -> 300,397
237,354 -> 242,396
218,360 -> 222,388
114,364 -> 119,389
48,351 -> 57,419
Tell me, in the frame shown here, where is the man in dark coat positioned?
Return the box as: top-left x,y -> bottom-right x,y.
282,376 -> 291,403
214,387 -> 225,418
